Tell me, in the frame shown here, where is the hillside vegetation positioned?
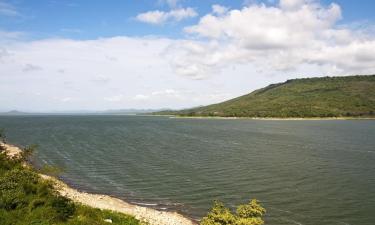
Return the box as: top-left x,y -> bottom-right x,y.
158,75 -> 375,118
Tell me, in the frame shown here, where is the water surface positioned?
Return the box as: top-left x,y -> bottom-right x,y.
0,115 -> 374,225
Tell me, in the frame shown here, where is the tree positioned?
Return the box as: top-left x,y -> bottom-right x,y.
201,199 -> 266,225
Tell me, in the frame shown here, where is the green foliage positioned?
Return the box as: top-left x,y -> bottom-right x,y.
0,128 -> 5,143
201,201 -> 236,225
157,75 -> 375,118
67,205 -> 140,225
0,129 -> 6,151
201,199 -> 266,225
50,196 -> 76,221
20,144 -> 38,161
236,199 -> 266,219
0,146 -> 140,225
39,164 -> 64,177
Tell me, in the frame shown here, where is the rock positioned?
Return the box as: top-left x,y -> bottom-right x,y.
104,218 -> 113,223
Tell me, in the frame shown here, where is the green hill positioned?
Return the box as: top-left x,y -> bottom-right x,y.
157,75 -> 375,118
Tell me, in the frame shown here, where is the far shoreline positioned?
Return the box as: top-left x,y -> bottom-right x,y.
154,115 -> 375,121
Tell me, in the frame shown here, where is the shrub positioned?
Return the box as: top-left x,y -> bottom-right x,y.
30,198 -> 45,210
236,199 -> 266,219
201,199 -> 266,225
50,196 -> 76,221
201,201 -> 236,225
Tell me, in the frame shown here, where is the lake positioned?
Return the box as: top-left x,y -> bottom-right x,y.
0,115 -> 374,225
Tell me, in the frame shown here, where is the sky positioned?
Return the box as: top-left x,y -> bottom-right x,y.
0,0 -> 375,111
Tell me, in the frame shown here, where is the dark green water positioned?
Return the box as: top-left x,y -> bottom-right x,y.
0,116 -> 374,225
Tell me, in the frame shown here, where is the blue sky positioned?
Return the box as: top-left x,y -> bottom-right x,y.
0,0 -> 375,111
1,0 -> 374,40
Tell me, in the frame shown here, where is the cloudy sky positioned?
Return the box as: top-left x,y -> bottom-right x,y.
0,0 -> 374,111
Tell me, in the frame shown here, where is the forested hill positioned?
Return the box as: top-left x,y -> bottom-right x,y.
156,75 -> 375,118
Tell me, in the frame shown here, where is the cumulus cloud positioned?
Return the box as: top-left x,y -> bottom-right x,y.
279,0 -> 307,10
166,0 -> 375,78
136,8 -> 197,25
212,5 -> 229,15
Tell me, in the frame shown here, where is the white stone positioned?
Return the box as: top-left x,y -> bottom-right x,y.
104,218 -> 113,223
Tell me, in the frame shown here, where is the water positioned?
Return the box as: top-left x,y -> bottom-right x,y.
0,115 -> 374,225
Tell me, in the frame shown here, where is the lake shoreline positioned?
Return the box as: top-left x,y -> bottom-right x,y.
160,115 -> 375,121
1,142 -> 197,225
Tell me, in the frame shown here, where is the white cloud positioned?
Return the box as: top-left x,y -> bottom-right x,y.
1,0 -> 375,111
1,36 -> 244,111
23,64 -> 43,72
0,47 -> 10,60
61,97 -> 72,102
151,89 -> 180,97
91,75 -> 110,84
212,5 -> 229,15
170,0 -> 374,78
104,95 -> 125,102
279,0 -> 307,10
0,30 -> 24,42
133,94 -> 149,101
136,8 -> 197,25
133,89 -> 182,101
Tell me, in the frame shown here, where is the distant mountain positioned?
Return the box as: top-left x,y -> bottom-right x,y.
0,110 -> 30,115
98,109 -> 164,115
156,75 -> 375,118
0,109 -> 169,116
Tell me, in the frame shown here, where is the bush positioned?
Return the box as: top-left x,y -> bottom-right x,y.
30,198 -> 45,210
201,199 -> 266,225
236,199 -> 266,218
50,196 -> 76,221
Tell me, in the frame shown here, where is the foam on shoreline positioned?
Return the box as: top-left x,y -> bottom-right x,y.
1,142 -> 197,225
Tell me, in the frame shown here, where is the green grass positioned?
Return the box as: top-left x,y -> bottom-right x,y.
0,144 -> 140,225
156,75 -> 375,118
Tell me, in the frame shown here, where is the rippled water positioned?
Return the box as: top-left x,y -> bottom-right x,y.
0,115 -> 374,225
